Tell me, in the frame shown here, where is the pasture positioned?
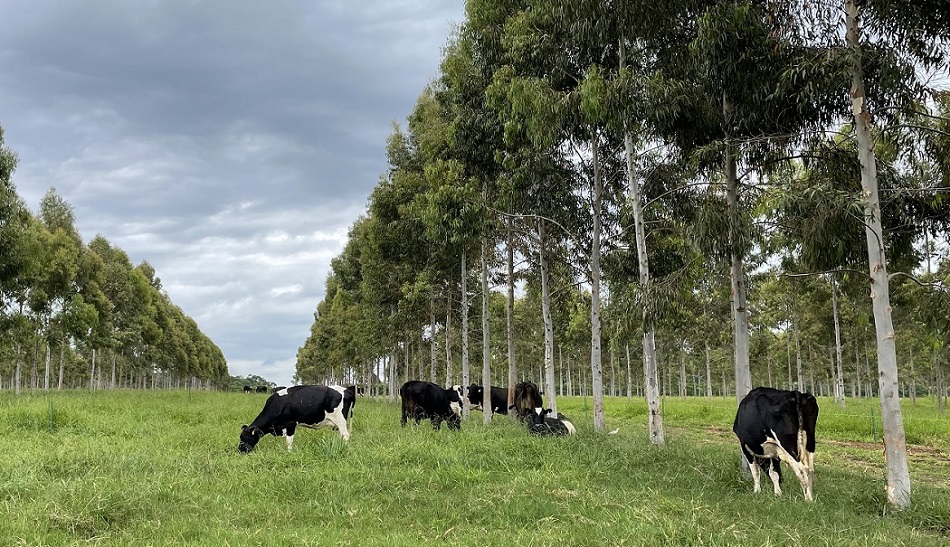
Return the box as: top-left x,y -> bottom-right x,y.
1,390 -> 948,546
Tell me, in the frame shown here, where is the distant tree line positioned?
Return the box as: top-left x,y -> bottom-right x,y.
1,126 -> 227,393
296,1 -> 950,508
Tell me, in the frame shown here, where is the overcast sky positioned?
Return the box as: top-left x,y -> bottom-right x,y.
1,0 -> 466,386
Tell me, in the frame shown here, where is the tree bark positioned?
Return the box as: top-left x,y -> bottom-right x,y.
846,0 -> 911,509
429,296 -> 437,384
481,240 -> 491,425
590,130 -> 605,432
539,220 -> 558,415
461,250 -> 470,418
507,223 -> 518,420
445,288 -> 453,388
622,39 -> 664,444
831,275 -> 846,407
724,96 -> 751,404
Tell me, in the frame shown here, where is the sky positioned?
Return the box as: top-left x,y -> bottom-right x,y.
1,0 -> 466,386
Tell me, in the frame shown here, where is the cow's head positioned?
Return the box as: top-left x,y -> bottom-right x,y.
466,384 -> 483,407
238,424 -> 264,453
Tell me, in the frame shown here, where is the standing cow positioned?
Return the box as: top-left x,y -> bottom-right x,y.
733,386 -> 819,501
238,385 -> 356,453
466,384 -> 509,416
400,381 -> 463,430
511,381 -> 544,420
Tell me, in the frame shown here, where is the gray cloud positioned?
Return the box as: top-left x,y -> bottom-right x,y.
1,0 -> 464,385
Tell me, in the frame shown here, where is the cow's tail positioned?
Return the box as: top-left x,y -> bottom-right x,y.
343,385 -> 356,420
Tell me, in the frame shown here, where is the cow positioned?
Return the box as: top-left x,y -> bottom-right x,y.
243,385 -> 252,393
466,384 -> 509,416
527,407 -> 576,436
238,385 -> 356,453
255,385 -> 268,393
511,381 -> 543,420
733,386 -> 819,501
400,381 -> 463,430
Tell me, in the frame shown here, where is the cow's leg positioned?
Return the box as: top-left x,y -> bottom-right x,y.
325,408 -> 351,442
766,459 -> 782,496
744,447 -> 762,493
282,428 -> 294,451
765,429 -> 815,501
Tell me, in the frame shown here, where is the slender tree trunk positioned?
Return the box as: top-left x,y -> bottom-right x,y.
110,352 -> 117,389
539,220 -> 557,416
507,223 -> 518,419
846,0 -> 911,509
14,344 -> 22,396
705,342 -> 713,399
461,250 -> 470,418
445,288 -> 453,388
723,101 -> 751,405
44,342 -> 51,391
795,321 -> 804,390
590,130 -> 605,432
481,240 -> 491,425
57,342 -> 65,391
679,345 -> 687,398
429,296 -> 437,384
909,351 -> 916,406
625,344 -> 632,402
831,275 -> 846,408
622,40 -> 664,443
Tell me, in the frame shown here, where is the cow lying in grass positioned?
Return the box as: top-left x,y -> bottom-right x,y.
527,408 -> 576,436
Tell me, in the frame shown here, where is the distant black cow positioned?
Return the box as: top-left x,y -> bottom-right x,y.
466,384 -> 509,416
733,387 -> 819,501
400,381 -> 463,430
527,408 -> 576,436
243,385 -> 252,393
255,385 -> 268,393
512,381 -> 543,420
238,385 -> 356,453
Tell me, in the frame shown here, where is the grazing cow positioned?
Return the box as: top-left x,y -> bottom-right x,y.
528,408 -> 576,436
255,385 -> 268,393
243,385 -> 252,393
238,385 -> 356,453
511,381 -> 544,420
733,386 -> 819,501
400,381 -> 463,430
466,384 -> 509,416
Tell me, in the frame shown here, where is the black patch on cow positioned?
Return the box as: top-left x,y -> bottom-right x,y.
400,381 -> 462,430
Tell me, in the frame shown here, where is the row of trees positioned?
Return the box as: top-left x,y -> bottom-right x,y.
1,126 -> 228,392
296,0 -> 949,508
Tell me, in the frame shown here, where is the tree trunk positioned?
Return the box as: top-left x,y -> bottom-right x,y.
110,352 -> 117,389
705,342 -> 713,399
44,342 -> 51,391
539,220 -> 557,416
846,0 -> 911,509
625,344 -> 632,402
481,240 -> 491,425
507,223 -> 518,419
622,40 -> 663,444
57,342 -> 65,391
443,288 -> 453,387
679,345 -> 687,398
429,296 -> 437,383
831,275 -> 846,407
461,250 -> 470,418
795,321 -> 804,390
590,130 -> 605,432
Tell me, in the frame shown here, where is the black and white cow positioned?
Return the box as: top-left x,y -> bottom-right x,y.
733,386 -> 819,501
527,408 -> 576,436
400,381 -> 463,430
238,385 -> 356,453
243,385 -> 252,393
466,384 -> 509,416
512,381 -> 544,420
255,385 -> 268,393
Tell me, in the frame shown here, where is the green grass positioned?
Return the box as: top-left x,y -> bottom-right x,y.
1,391 -> 948,546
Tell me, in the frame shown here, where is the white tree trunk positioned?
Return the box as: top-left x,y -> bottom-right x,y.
705,342 -> 713,399
429,297 -> 437,384
590,131 -> 606,432
540,220 -> 557,416
507,224 -> 518,419
44,342 -> 51,391
461,250 -> 470,418
724,117 -> 751,403
445,289 -> 453,388
831,275 -> 846,408
481,240 -> 492,425
846,0 -> 911,508
622,40 -> 664,444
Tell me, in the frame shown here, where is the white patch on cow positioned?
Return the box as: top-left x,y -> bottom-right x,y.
449,385 -> 463,416
762,429 -> 815,501
285,433 -> 294,451
276,388 -> 289,397
298,385 -> 350,441
562,419 -> 577,435
767,464 -> 782,496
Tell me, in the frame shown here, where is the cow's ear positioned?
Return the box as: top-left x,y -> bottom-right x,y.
241,424 -> 249,432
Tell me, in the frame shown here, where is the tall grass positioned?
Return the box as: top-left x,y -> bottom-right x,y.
1,390 -> 947,546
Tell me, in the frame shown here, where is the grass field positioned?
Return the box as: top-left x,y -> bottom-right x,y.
1,390 -> 948,546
